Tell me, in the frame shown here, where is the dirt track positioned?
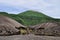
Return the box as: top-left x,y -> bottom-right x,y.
0,34 -> 60,40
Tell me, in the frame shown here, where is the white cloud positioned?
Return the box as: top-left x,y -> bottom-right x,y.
0,0 -> 50,7
0,0 -> 60,18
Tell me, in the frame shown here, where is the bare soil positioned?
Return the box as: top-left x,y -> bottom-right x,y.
0,34 -> 60,40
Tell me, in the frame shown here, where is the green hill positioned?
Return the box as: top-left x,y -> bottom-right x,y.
18,10 -> 55,26
0,10 -> 60,26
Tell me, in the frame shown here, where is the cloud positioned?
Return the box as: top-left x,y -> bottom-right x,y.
0,0 -> 60,18
0,0 -> 50,7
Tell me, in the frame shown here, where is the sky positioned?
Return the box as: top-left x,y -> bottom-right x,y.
0,0 -> 60,18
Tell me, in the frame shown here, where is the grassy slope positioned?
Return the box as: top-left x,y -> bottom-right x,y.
0,10 -> 60,26
0,12 -> 25,25
18,10 -> 55,26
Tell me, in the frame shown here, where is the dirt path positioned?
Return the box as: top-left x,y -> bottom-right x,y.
0,34 -> 60,40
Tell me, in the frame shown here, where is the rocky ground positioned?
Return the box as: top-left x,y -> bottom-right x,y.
0,34 -> 60,40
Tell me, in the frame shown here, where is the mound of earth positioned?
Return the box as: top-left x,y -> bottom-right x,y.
0,15 -> 25,36
30,22 -> 60,36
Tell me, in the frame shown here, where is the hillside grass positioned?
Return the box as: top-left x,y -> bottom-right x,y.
0,10 -> 60,26
18,10 -> 55,26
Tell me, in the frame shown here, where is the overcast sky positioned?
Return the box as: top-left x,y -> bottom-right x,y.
0,0 -> 60,18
